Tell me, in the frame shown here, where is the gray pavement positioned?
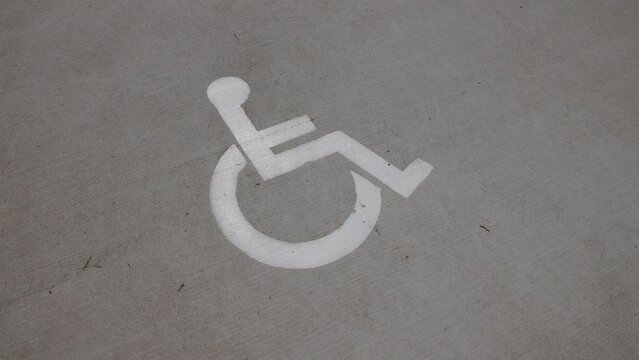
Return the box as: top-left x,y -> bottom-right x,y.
1,0 -> 639,359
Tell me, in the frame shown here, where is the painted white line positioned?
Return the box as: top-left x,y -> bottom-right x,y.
207,77 -> 432,198
210,145 -> 381,269
208,77 -> 433,268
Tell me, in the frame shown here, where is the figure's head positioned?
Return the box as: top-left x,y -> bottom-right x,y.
207,77 -> 250,111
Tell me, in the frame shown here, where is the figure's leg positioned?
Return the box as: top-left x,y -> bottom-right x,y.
270,131 -> 432,198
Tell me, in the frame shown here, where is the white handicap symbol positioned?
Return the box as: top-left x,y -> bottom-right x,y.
208,77 -> 433,269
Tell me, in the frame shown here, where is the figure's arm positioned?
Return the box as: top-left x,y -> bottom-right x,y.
257,115 -> 316,148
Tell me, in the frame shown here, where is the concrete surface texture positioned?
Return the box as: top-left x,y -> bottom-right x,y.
1,0 -> 638,359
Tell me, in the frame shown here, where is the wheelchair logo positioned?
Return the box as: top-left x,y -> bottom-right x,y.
208,77 -> 433,269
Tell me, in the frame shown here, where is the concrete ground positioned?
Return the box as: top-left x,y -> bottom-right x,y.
2,0 -> 638,359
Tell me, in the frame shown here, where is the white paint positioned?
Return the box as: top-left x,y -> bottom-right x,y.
207,77 -> 433,198
210,145 -> 381,269
208,76 -> 433,268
